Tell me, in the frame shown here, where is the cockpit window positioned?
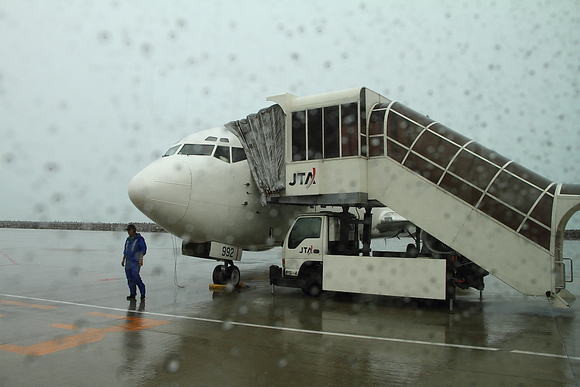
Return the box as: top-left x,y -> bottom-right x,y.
178,144 -> 214,156
213,146 -> 230,163
163,144 -> 181,157
232,147 -> 247,163
204,136 -> 217,141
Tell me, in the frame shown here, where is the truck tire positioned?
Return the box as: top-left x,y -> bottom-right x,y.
302,281 -> 322,297
300,265 -> 322,297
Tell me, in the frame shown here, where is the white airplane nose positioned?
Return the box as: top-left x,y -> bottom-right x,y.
128,158 -> 192,226
128,174 -> 148,210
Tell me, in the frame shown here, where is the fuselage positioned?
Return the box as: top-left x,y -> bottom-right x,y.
128,127 -> 304,251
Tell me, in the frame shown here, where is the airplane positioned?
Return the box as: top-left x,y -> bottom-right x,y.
128,126 -> 415,286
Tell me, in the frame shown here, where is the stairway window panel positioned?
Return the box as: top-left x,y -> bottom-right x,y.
412,130 -> 459,168
323,106 -> 340,159
341,102 -> 359,157
292,111 -> 306,161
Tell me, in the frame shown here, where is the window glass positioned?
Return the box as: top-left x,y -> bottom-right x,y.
292,111 -> 306,161
448,150 -> 498,190
530,193 -> 554,228
478,195 -> 524,231
341,102 -> 359,157
404,153 -> 444,184
387,111 -> 424,148
308,108 -> 323,160
438,173 -> 483,206
323,106 -> 339,158
232,147 -> 247,163
504,162 -> 551,190
288,217 -> 322,249
431,123 -> 470,146
487,171 -> 542,214
178,144 -> 214,156
391,102 -> 434,127
213,146 -> 230,163
386,139 -> 407,163
163,144 -> 181,157
369,136 -> 384,156
368,108 -> 385,135
412,131 -> 459,168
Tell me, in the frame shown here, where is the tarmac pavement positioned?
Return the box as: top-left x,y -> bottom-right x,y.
0,228 -> 579,386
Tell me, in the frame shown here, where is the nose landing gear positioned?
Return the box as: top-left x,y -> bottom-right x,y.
212,260 -> 241,286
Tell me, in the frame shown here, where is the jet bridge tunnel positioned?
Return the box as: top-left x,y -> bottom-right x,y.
226,87 -> 579,307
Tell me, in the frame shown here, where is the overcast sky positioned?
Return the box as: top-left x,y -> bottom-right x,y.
0,0 -> 579,224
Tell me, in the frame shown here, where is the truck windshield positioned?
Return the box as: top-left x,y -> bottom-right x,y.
288,217 -> 322,249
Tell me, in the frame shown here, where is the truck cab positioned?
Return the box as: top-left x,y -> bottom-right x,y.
271,212 -> 359,296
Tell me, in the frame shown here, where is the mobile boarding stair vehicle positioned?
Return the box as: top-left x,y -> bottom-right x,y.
225,87 -> 579,308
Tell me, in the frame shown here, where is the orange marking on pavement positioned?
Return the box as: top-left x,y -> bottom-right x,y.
0,300 -> 56,309
49,323 -> 78,330
0,313 -> 169,356
87,311 -> 128,320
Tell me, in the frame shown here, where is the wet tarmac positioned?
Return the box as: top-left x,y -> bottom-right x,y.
0,228 -> 579,386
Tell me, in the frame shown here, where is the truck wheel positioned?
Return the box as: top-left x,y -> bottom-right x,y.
300,266 -> 322,297
302,281 -> 322,297
226,265 -> 241,287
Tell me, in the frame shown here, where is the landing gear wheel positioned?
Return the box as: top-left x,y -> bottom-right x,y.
212,263 -> 240,286
226,265 -> 241,287
213,265 -> 225,284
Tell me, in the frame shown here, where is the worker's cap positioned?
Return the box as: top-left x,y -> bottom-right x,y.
125,224 -> 136,232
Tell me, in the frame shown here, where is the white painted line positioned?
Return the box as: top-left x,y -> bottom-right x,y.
2,293 -> 579,361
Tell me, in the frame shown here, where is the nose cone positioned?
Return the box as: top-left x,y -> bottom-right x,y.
128,158 -> 192,226
128,174 -> 148,210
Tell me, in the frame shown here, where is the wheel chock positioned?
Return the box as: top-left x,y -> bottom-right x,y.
209,283 -> 247,292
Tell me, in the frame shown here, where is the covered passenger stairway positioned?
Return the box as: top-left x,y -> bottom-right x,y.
227,87 -> 580,307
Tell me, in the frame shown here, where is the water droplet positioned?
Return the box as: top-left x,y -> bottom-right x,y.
166,354 -> 182,373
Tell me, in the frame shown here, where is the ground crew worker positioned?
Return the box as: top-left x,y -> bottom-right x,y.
121,224 -> 147,300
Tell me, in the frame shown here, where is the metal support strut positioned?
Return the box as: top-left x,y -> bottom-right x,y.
362,206 -> 372,257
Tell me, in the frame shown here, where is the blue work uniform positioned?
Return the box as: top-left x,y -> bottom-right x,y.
123,233 -> 147,297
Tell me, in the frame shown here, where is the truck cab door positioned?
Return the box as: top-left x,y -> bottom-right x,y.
283,216 -> 324,276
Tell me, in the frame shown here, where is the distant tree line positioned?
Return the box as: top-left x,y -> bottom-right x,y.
0,221 -> 167,233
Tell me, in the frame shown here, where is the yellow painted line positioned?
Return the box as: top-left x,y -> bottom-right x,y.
0,300 -> 55,309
